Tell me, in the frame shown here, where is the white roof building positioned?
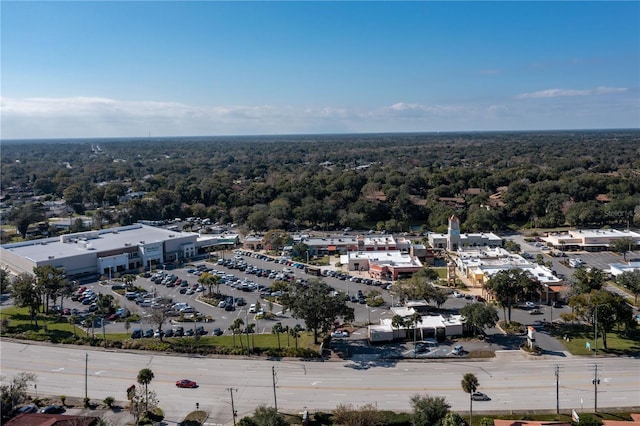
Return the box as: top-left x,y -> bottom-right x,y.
543,229 -> 640,251
0,224 -> 205,280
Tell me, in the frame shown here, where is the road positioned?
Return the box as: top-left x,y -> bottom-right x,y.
1,341 -> 638,424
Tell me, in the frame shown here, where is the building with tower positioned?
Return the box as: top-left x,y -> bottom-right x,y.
428,215 -> 502,251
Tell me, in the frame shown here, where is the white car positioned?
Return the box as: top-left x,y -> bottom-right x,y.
249,304 -> 257,313
453,291 -> 464,298
331,330 -> 349,338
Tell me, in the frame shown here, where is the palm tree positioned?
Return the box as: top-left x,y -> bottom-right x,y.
122,274 -> 136,289
272,323 -> 283,350
289,327 -> 300,350
409,312 -> 422,356
461,372 -> 479,426
69,315 -> 78,338
391,314 -> 405,340
137,368 -> 155,412
231,318 -> 244,351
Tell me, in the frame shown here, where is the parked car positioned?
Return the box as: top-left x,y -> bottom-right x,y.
530,308 -> 543,315
38,405 -> 66,414
212,328 -> 223,336
131,329 -> 143,339
175,379 -> 198,388
331,330 -> 349,338
16,404 -> 38,414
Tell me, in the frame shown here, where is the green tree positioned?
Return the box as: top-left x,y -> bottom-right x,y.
198,272 -> 219,295
569,290 -> 635,349
272,323 -> 284,350
33,265 -> 67,313
609,238 -> 634,260
11,273 -> 41,326
410,394 -> 451,426
460,303 -> 499,335
461,373 -> 479,426
442,411 -> 467,426
122,274 -> 136,288
238,404 -> 288,426
483,269 -> 541,323
280,279 -> 354,344
616,269 -> 640,304
0,372 -> 37,421
136,368 -> 155,412
9,203 -> 45,239
0,268 -> 10,294
289,326 -> 300,350
332,403 -> 384,426
391,314 -> 406,340
262,229 -> 291,252
230,318 -> 245,351
572,267 -> 605,295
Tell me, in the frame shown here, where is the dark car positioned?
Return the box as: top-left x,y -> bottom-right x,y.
184,328 -> 194,337
225,303 -> 236,311
212,327 -> 223,336
176,379 -> 198,388
174,327 -> 184,337
16,404 -> 38,414
131,329 -> 143,339
471,392 -> 491,401
143,329 -> 154,338
164,328 -> 174,337
195,326 -> 207,335
38,405 -> 66,414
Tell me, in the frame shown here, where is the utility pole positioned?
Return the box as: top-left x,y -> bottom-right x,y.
226,387 -> 238,426
84,353 -> 88,400
272,366 -> 278,412
554,364 -> 560,414
592,364 -> 600,413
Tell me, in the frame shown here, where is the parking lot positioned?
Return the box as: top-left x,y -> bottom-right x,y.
20,243 -> 637,359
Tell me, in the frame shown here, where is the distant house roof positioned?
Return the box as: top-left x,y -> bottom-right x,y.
365,191 -> 387,202
463,187 -> 486,196
595,193 -> 611,202
6,413 -> 101,426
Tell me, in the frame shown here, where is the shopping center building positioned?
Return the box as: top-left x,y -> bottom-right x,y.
0,224 -> 235,281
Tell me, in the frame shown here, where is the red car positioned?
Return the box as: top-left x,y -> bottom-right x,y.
176,379 -> 197,388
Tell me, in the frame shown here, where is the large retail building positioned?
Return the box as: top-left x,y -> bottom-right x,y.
0,224 -> 236,280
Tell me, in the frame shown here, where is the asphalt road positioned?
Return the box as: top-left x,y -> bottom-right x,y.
1,340 -> 638,424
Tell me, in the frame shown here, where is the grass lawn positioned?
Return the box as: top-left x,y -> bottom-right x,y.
1,306 -> 322,353
550,322 -> 640,356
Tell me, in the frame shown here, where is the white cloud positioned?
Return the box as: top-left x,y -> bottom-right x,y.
1,92 -> 637,139
516,86 -> 628,99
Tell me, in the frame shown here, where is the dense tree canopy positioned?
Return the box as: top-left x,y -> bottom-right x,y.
2,131 -> 639,242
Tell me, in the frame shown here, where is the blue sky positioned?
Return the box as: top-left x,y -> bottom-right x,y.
1,1 -> 638,139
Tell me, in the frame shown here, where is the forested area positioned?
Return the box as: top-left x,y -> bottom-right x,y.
2,129 -> 640,239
